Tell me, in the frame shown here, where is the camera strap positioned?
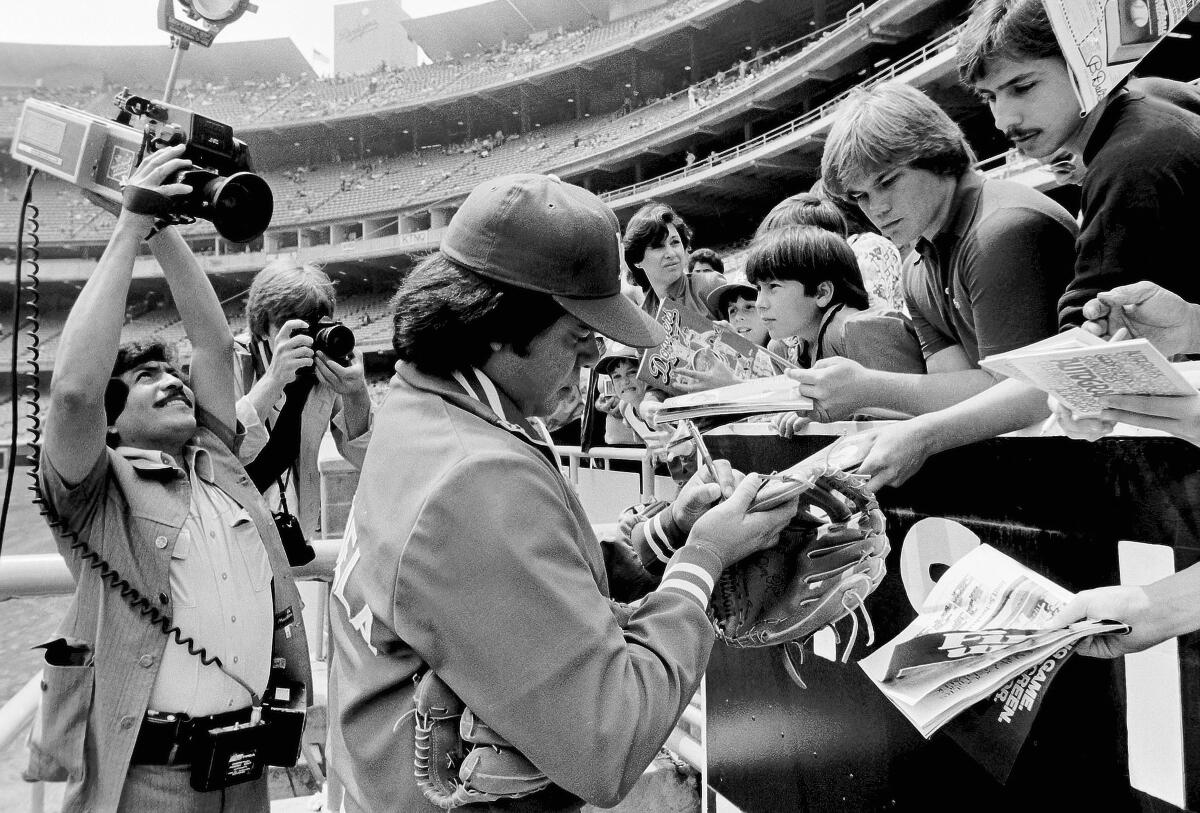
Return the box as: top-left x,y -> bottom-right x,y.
245,375 -> 314,491
121,185 -> 175,217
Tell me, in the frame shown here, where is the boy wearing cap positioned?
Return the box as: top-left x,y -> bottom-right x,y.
595,343 -> 665,447
327,174 -> 795,813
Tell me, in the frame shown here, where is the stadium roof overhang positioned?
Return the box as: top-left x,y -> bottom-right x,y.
400,0 -> 612,60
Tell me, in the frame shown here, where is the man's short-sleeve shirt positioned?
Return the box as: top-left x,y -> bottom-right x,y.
906,172 -> 1078,365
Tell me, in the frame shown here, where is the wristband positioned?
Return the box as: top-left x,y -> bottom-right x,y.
122,185 -> 175,217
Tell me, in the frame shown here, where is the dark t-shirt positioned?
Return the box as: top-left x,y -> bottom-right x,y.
1060,77 -> 1200,326
907,172 -> 1078,365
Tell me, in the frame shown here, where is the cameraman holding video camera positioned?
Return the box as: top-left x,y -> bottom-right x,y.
29,143 -> 310,812
233,261 -> 372,556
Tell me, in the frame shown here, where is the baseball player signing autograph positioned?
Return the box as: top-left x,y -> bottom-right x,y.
327,174 -> 797,812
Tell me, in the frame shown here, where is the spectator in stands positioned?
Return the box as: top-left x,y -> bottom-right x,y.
28,144 -> 309,812
746,224 -> 923,375
328,173 -> 796,813
795,82 -> 1077,487
687,246 -> 724,278
958,0 -> 1200,326
623,202 -> 726,321
595,343 -> 668,447
707,278 -> 769,349
623,202 -> 727,420
811,180 -> 909,312
685,149 -> 697,168
235,261 -> 372,543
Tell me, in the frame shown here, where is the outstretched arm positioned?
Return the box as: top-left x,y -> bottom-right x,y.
148,224 -> 237,435
45,144 -> 193,484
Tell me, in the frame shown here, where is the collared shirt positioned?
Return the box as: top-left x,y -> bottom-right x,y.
907,172 -> 1077,365
116,447 -> 273,716
639,270 -> 727,321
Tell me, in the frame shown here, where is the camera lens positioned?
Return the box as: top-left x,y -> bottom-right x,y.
207,171 -> 273,243
314,324 -> 355,360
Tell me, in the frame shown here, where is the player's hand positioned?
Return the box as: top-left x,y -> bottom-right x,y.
670,459 -> 739,535
786,357 -> 870,422
688,473 -> 797,568
264,319 -> 315,388
314,348 -> 367,396
1081,282 -> 1200,357
771,411 -> 810,439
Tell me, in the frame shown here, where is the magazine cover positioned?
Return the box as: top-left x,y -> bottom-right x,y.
637,298 -> 791,395
1044,0 -> 1200,113
979,329 -> 1197,417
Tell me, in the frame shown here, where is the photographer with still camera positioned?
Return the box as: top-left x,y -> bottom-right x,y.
234,261 -> 372,564
29,143 -> 310,812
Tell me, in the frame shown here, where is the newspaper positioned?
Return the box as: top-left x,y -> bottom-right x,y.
1044,0 -> 1200,113
978,327 -> 1198,417
860,545 -> 1128,778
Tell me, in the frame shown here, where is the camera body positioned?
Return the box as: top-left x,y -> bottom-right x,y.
296,320 -> 356,364
10,90 -> 272,242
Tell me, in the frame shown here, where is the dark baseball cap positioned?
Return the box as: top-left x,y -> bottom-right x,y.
442,174 -> 666,348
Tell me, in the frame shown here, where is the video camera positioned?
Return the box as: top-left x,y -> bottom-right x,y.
10,89 -> 272,243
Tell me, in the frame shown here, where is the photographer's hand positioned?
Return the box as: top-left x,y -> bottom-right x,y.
266,320 -> 316,387
119,143 -> 193,237
246,319 -> 314,423
315,349 -> 372,440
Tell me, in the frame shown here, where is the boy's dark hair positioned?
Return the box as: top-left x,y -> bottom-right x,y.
957,0 -> 1064,86
391,251 -> 566,376
622,202 -> 694,290
755,193 -> 848,239
744,226 -> 870,311
105,340 -> 179,447
687,247 -> 725,275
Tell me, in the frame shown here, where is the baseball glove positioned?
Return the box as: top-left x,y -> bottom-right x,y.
412,670 -> 552,810
707,467 -> 889,686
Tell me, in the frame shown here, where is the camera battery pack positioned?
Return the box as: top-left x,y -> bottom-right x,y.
262,681 -> 307,767
189,719 -> 267,793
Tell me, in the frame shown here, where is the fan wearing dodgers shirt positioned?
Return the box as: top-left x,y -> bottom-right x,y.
327,173 -> 796,813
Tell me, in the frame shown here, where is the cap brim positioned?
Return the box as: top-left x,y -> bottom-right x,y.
554,293 -> 666,348
706,282 -> 757,314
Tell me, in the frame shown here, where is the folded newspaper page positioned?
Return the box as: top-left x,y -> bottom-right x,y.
860,545 -> 1127,752
1044,0 -> 1200,113
978,327 -> 1197,417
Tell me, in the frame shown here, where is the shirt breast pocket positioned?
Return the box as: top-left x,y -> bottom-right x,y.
227,507 -> 272,593
168,529 -> 198,608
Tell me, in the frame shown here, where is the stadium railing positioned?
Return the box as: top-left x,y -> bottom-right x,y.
598,26 -> 960,205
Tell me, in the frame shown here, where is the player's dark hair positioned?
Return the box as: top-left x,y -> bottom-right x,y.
957,0 -> 1064,86
391,251 -> 565,375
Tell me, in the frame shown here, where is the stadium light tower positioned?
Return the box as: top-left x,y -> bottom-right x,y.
157,0 -> 259,101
